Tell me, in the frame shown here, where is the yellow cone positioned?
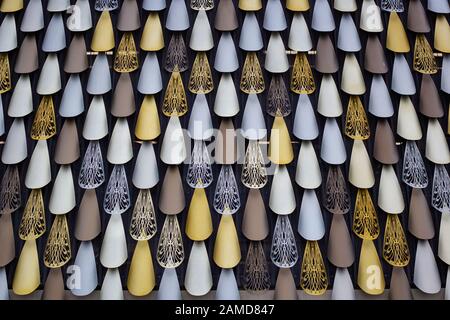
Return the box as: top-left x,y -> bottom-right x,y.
435,15 -> 450,53
141,12 -> 164,51
0,0 -> 23,12
386,12 -> 410,53
12,239 -> 40,295
186,187 -> 213,241
127,240 -> 156,296
286,0 -> 309,11
213,215 -> 241,268
91,11 -> 115,52
357,239 -> 385,295
135,95 -> 161,140
238,0 -> 262,11
268,116 -> 294,165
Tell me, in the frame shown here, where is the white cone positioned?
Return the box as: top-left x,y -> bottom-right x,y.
241,94 -> 266,140
8,75 -> 33,117
263,0 -> 287,32
49,165 -> 76,215
397,96 -> 422,141
138,52 -> 163,94
158,268 -> 182,300
413,240 -> 441,294
21,0 -> 44,32
265,32 -> 289,73
298,189 -> 325,241
71,241 -> 98,296
132,142 -> 159,189
42,13 -> 66,52
369,75 -> 394,118
0,14 -> 17,52
320,118 -> 346,165
214,74 -> 239,117
188,94 -> 214,140
184,241 -> 213,296
1,118 -> 27,165
391,54 -> 416,95
239,12 -> 263,51
331,268 -> 355,300
360,0 -> 383,32
25,140 -> 51,189
378,165 -> 405,214
312,0 -> 335,32
107,118 -> 133,165
59,74 -> 84,117
100,268 -> 124,300
166,0 -> 189,31
100,215 -> 128,268
348,140 -> 375,188
87,54 -> 111,95
293,94 -> 318,140
288,13 -> 312,52
214,32 -> 239,73
295,141 -> 321,189
160,116 -> 187,165
269,165 -> 296,215
189,9 -> 213,51
37,53 -> 61,95
318,75 -> 343,117
83,96 -> 109,140
216,269 -> 240,300
426,119 -> 450,164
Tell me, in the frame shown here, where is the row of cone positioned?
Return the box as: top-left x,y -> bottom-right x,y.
0,0 -> 449,300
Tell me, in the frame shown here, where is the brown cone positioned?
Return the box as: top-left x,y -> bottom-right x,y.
274,268 -> 298,300
64,33 -> 89,73
15,34 -> 39,74
215,118 -> 237,165
42,268 -> 65,300
75,189 -> 101,241
215,0 -> 239,31
0,213 -> 15,267
159,166 -> 185,215
373,120 -> 399,165
117,0 -> 141,31
419,75 -> 443,118
111,73 -> 136,117
242,189 -> 269,241
315,34 -> 338,74
327,214 -> 354,268
408,188 -> 435,240
389,267 -> 412,300
407,0 -> 430,33
364,35 -> 388,74
55,119 -> 80,165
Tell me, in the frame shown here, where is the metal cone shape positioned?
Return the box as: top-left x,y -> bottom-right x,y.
318,75 -> 342,117
389,267 -> 412,300
386,12 -> 410,53
369,75 -> 393,117
188,94 -> 213,140
132,142 -> 159,189
293,94 -> 318,140
1,118 -> 27,165
428,0 -> 450,13
67,0 -> 92,32
8,75 -> 32,117
21,0 -> 44,32
274,268 -> 298,300
15,34 -> 38,74
426,119 -> 450,164
111,73 -> 135,117
269,165 -> 296,215
311,0 -> 335,32
100,268 -> 123,300
143,0 -> 166,11
334,0 -> 357,12
71,241 -> 98,296
216,269 -> 240,300
373,120 -> 398,165
135,95 -> 161,140
391,54 -> 415,95
47,0 -> 70,12
42,13 -> 66,52
127,240 -> 156,296
60,74 -> 84,117
413,240 -> 441,294
268,116 -> 294,165
295,141 -> 321,189
214,74 -> 239,117
360,0 -> 383,32
107,118 -> 133,165
348,140 -> 375,188
157,268 -> 181,300
12,239 -> 40,295
298,190 -> 325,241
239,13 -> 263,51
242,189 -> 269,241
315,34 -> 338,73
87,54 -> 111,95
263,0 -> 287,31
100,215 -> 128,268
37,54 -> 61,95
55,119 -> 79,164
378,165 -> 405,214
337,14 -> 361,52
186,188 -> 213,240
407,0 -> 430,33
328,215 -> 354,267
397,96 -> 422,140
365,35 -> 388,74
159,166 -> 185,215
138,52 -> 163,94
215,0 -> 238,31
160,116 -> 187,165
83,96 -> 108,140
91,11 -> 115,52
141,12 -> 164,51
25,140 -> 51,189
320,118 -> 346,165
117,0 -> 140,32
341,53 -> 366,95
288,13 -> 312,52
65,33 -> 89,73
166,0 -> 189,31
265,32 -> 289,73
0,15 -> 17,52
331,268 -> 355,300
241,94 -> 266,140
184,241 -> 213,296
75,189 -> 102,240
49,165 -> 76,215
213,214 -> 241,268
214,32 -> 239,73
420,74 -> 443,118
190,9 -> 213,51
